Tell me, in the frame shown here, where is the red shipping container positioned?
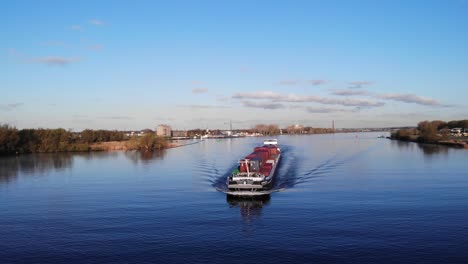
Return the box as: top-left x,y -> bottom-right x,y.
260,168 -> 271,176
246,154 -> 256,159
239,163 -> 247,172
270,148 -> 278,156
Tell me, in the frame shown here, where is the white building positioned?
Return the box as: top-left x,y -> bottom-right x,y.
156,124 -> 172,137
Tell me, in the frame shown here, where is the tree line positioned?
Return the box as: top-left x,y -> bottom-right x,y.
126,133 -> 168,151
1,125 -> 87,154
80,129 -> 125,143
250,124 -> 334,135
391,119 -> 467,143
0,125 -> 140,155
186,124 -> 334,136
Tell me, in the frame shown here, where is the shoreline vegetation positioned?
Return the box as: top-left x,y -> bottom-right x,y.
390,119 -> 468,149
0,125 -> 170,155
6,119 -> 463,156
0,123 -> 338,156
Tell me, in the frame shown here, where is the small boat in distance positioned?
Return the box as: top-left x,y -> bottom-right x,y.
226,139 -> 281,196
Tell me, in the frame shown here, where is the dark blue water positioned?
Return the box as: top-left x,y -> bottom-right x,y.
1,133 -> 468,263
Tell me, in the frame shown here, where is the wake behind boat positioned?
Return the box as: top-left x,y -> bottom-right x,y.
226,139 -> 281,196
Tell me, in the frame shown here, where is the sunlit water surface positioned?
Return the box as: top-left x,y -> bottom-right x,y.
1,133 -> 468,263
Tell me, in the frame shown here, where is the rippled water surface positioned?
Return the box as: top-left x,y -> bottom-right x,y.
1,133 -> 468,263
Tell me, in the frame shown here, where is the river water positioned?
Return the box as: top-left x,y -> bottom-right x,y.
1,132 -> 468,263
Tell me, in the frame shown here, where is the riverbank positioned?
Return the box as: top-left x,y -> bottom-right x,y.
90,140 -> 185,151
0,125 -> 186,155
438,140 -> 468,148
391,119 -> 468,149
90,139 -> 203,151
389,136 -> 468,149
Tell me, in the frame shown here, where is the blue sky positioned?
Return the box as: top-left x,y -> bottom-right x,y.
2,0 -> 467,130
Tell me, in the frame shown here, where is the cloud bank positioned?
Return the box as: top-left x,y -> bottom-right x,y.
279,80 -> 299,85
35,56 -> 79,66
349,81 -> 373,89
9,49 -> 79,66
192,88 -> 209,94
377,93 -> 449,106
88,44 -> 104,50
308,80 -> 327,85
0,103 -> 23,111
305,107 -> 351,113
328,89 -> 450,107
233,91 -> 385,107
89,19 -> 105,26
331,89 -> 370,96
242,100 -> 285,109
99,116 -> 134,120
278,79 -> 328,86
70,25 -> 82,31
178,104 -> 230,109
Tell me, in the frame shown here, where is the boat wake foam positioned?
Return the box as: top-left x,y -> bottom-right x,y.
216,187 -> 287,196
211,145 -> 296,195
211,141 -> 380,195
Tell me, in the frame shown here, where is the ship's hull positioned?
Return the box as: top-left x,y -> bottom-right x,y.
227,153 -> 281,196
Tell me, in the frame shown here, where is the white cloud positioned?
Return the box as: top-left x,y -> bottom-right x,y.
0,103 -> 23,111
331,89 -> 370,96
99,116 -> 134,120
279,79 -> 328,85
9,49 -> 79,66
305,107 -> 352,113
42,41 -> 66,47
70,25 -> 82,31
178,104 -> 230,109
279,80 -> 299,85
192,88 -> 209,94
233,91 -> 385,107
349,81 -> 373,89
330,89 -> 451,107
35,56 -> 79,66
308,80 -> 328,86
242,101 -> 285,109
377,93 -> 450,106
89,19 -> 105,26
88,44 -> 104,50
233,91 -> 281,100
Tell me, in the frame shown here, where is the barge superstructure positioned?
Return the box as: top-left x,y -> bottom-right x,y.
227,139 -> 281,196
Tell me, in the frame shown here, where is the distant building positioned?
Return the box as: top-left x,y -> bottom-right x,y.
293,124 -> 304,130
156,124 -> 172,137
172,130 -> 188,137
125,131 -> 145,137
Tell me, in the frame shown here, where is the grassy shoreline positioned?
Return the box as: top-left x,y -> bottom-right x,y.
0,125 -> 174,155
389,136 -> 468,148
390,119 -> 468,149
90,140 -> 182,151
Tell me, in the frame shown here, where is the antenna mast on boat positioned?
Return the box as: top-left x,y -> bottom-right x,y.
224,120 -> 233,131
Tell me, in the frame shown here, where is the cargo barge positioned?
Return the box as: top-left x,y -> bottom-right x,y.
226,139 -> 281,196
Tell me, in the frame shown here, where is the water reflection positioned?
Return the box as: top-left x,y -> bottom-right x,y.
390,139 -> 416,151
390,140 -> 449,156
0,153 -> 73,184
0,150 -> 168,185
75,151 -> 119,160
124,150 -> 166,164
227,195 -> 270,223
417,144 -> 449,156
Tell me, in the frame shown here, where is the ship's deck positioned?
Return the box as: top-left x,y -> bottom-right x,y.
225,190 -> 272,196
